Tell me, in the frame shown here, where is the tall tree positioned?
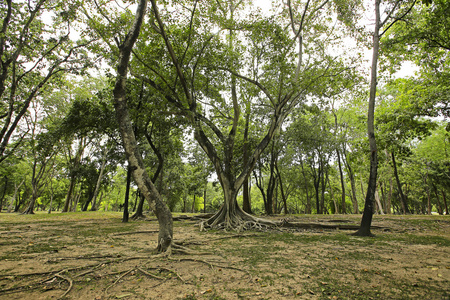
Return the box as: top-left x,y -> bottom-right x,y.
111,0 -> 173,252
354,0 -> 417,236
129,0 -> 358,229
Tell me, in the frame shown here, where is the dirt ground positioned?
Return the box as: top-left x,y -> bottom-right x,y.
0,212 -> 449,300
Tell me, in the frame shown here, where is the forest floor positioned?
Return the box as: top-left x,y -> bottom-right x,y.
0,212 -> 448,300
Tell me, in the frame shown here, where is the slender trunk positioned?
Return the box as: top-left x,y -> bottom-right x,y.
432,184 -> 443,215
132,190 -> 138,212
300,158 -> 311,214
354,0 -> 380,236
336,149 -> 346,214
242,109 -> 252,214
8,179 -> 25,213
375,187 -> 384,215
123,166 -> 131,223
253,166 -> 268,214
391,151 -> 410,214
132,192 -> 145,218
204,188 -> 207,213
321,165 -> 329,214
423,170 -> 432,215
275,162 -> 288,214
191,194 -> 196,213
62,141 -> 84,213
0,176 -> 8,212
72,190 -> 81,212
343,149 -> 359,214
333,111 -> 346,214
442,190 -> 448,215
379,181 -> 387,214
329,177 -> 337,214
90,157 -> 107,212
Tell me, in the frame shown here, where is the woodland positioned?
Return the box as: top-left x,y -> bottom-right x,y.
0,0 -> 450,299
0,0 -> 449,252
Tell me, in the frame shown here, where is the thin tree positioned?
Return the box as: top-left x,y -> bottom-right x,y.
354,0 -> 417,236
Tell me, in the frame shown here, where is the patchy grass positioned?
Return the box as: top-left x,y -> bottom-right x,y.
0,212 -> 448,299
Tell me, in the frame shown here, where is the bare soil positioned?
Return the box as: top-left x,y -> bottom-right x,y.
0,212 -> 449,300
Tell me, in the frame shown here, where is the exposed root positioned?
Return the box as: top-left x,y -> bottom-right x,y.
55,271 -> 73,299
169,257 -> 252,282
200,206 -> 276,233
109,230 -> 159,237
171,243 -> 212,255
136,267 -> 165,280
104,268 -> 134,294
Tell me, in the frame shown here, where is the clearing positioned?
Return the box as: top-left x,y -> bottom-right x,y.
0,212 -> 449,299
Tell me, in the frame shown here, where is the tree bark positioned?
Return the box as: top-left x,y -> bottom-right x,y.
113,0 -> 172,252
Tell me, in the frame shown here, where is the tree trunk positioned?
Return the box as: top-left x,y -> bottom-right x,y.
191,194 -> 196,213
72,190 -> 81,212
320,164 -> 329,214
202,181 -> 273,230
442,190 -> 449,215
242,109 -> 252,214
423,171 -> 432,215
22,180 -> 38,214
343,148 -> 359,214
375,188 -> 384,215
379,181 -> 387,214
432,184 -> 443,215
89,157 -> 107,212
275,162 -> 288,214
329,177 -> 338,214
131,192 -> 146,219
62,141 -> 84,213
300,158 -> 311,214
391,151 -> 410,214
332,111 -> 346,214
203,187 -> 207,213
0,176 -> 8,212
123,165 -> 132,222
336,149 -> 346,214
114,0 -> 172,252
354,0 -> 380,236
